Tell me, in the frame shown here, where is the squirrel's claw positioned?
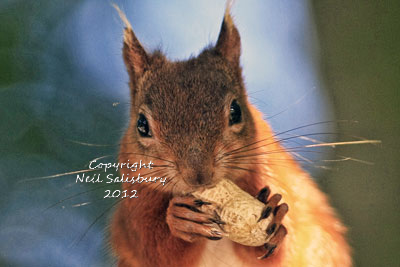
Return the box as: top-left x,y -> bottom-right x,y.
258,225 -> 287,259
166,196 -> 224,242
255,187 -> 289,259
256,186 -> 271,204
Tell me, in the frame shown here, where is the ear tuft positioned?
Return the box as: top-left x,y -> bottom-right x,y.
215,1 -> 241,66
113,4 -> 149,86
223,0 -> 235,29
112,4 -> 132,31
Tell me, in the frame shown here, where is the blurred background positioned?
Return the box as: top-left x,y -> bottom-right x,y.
0,0 -> 398,266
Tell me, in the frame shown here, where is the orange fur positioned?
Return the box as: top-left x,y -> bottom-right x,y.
231,105 -> 352,267
111,104 -> 352,267
111,4 -> 351,265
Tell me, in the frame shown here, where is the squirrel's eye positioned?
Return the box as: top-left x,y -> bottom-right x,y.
229,100 -> 242,125
137,113 -> 151,137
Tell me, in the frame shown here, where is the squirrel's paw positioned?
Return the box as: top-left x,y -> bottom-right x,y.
256,187 -> 288,259
166,196 -> 225,242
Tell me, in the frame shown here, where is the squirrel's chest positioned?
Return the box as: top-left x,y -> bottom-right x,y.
198,239 -> 266,267
198,239 -> 240,267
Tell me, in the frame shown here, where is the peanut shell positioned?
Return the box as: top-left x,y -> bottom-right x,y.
192,179 -> 273,246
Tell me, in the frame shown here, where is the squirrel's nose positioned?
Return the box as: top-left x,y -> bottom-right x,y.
183,168 -> 213,187
194,171 -> 212,186
180,166 -> 213,187
179,145 -> 214,187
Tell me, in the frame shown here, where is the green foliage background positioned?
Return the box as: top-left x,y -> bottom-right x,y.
312,1 -> 400,266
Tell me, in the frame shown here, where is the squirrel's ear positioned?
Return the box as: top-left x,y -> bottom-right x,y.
114,5 -> 149,84
123,27 -> 149,80
215,4 -> 241,66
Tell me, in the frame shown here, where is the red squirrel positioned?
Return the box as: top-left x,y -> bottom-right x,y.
111,5 -> 352,267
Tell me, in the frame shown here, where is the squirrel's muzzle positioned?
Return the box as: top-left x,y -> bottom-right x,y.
179,146 -> 214,187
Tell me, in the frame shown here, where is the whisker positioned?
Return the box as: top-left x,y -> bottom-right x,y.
71,201 -> 92,208
217,120 -> 351,161
248,89 -> 265,95
222,159 -> 300,165
149,173 -> 172,193
266,86 -> 317,120
224,149 -> 330,161
19,154 -> 116,183
19,169 -> 97,183
115,168 -> 170,198
248,95 -> 270,109
152,164 -> 174,168
135,168 -> 168,178
291,151 -> 314,164
325,155 -> 374,165
222,132 -> 339,159
304,140 -> 381,148
222,157 -> 351,166
223,132 -> 378,160
222,148 -> 375,168
124,176 -> 174,222
284,133 -> 325,144
119,152 -> 174,164
70,198 -> 121,248
221,164 -> 257,173
47,166 -> 169,214
66,140 -> 114,147
159,177 -> 174,194
82,154 -> 116,169
43,183 -> 112,212
215,141 -> 234,161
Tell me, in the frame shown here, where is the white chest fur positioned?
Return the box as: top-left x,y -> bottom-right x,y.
198,238 -> 244,267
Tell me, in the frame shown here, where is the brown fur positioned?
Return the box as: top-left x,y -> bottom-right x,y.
111,6 -> 352,267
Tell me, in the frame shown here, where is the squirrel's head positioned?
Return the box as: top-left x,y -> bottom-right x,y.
117,6 -> 258,193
